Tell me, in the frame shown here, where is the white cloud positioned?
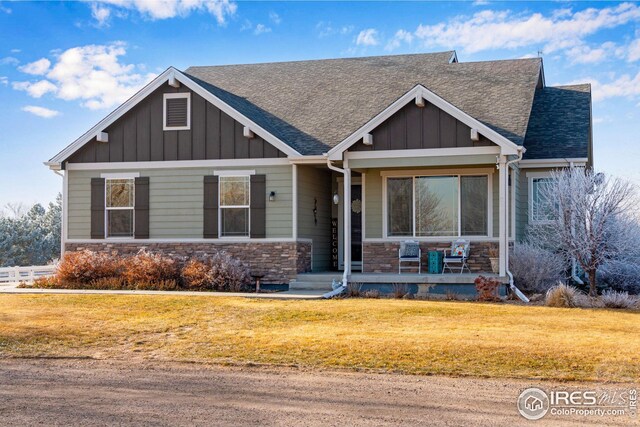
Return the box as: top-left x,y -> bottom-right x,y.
411,3 -> 640,54
385,29 -> 414,51
254,24 -> 271,35
0,76 -> 7,85
13,42 -> 156,110
21,105 -> 61,118
0,56 -> 19,66
472,0 -> 490,6
96,0 -> 237,25
356,28 -> 379,46
91,3 -> 112,27
269,11 -> 281,25
628,38 -> 640,61
13,80 -> 58,98
10,49 -> 21,53
0,4 -> 11,14
316,21 -> 353,38
575,73 -> 640,102
19,58 -> 51,75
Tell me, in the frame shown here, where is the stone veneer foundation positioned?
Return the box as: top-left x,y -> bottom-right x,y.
362,241 -> 498,274
65,241 -> 312,284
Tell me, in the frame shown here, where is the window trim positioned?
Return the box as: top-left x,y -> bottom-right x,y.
527,171 -> 554,225
218,175 -> 251,239
104,176 -> 136,239
383,171 -> 492,239
163,92 -> 191,131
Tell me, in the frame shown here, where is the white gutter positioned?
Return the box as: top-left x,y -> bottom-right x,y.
324,158 -> 350,297
505,148 -> 529,303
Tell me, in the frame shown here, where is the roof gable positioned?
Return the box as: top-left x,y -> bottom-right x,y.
48,67 -> 299,168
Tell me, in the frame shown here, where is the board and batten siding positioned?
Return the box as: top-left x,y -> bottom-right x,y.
67,166 -> 293,239
517,167 -> 554,240
361,166 -> 500,239
350,100 -> 493,152
66,83 -> 286,165
296,165 -> 332,271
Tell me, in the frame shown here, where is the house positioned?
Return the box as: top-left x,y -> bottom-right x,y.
45,51 -> 592,292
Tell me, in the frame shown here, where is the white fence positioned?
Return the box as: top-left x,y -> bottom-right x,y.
0,265 -> 57,283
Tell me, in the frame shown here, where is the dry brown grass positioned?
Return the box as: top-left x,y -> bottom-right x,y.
1,295 -> 639,382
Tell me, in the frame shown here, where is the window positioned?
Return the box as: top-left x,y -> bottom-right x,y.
530,177 -> 556,223
219,176 -> 250,237
386,174 -> 488,237
163,93 -> 191,130
106,178 -> 134,237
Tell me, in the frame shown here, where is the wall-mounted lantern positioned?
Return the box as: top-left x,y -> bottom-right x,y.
269,191 -> 276,202
333,192 -> 340,205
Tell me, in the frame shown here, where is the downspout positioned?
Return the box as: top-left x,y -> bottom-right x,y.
53,169 -> 65,260
324,158 -> 350,297
568,161 -> 585,285
505,148 -> 529,303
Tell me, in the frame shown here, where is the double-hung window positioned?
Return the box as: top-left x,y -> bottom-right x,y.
106,178 -> 135,237
219,176 -> 250,237
530,177 -> 556,223
387,174 -> 488,237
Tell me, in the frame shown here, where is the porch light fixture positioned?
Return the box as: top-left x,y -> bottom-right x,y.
269,191 -> 276,202
333,192 -> 340,205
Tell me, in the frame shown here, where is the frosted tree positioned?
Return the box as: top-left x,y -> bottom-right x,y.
528,169 -> 636,296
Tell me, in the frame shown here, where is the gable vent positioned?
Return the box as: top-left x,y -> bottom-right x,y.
163,93 -> 191,130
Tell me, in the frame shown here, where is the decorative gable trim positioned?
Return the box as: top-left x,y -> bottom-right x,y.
47,67 -> 300,168
326,84 -> 524,160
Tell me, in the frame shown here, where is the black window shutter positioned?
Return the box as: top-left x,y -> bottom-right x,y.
203,175 -> 219,238
135,177 -> 150,239
250,175 -> 266,238
90,177 -> 105,239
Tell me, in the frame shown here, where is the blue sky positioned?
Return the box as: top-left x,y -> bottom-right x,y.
1,1 -> 639,205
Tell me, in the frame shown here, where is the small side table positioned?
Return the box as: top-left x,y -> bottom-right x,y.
251,274 -> 265,293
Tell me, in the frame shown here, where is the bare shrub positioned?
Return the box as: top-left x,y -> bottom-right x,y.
25,276 -> 59,288
56,250 -> 122,283
474,275 -> 501,302
208,252 -> 251,292
181,259 -> 212,290
347,281 -> 362,297
600,290 -> 637,309
362,289 -> 380,299
509,243 -> 566,293
122,249 -> 179,285
598,261 -> 640,295
88,277 -> 124,290
133,279 -> 179,291
445,291 -> 460,301
545,283 -> 583,308
392,283 -> 409,299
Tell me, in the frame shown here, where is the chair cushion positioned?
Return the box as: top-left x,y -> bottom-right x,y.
452,244 -> 466,257
400,242 -> 420,258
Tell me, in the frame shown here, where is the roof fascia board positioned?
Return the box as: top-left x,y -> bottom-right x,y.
48,67 -> 299,167
344,145 -> 501,160
327,84 -> 521,160
519,158 -> 588,169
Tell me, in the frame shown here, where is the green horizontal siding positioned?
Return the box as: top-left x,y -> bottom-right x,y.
67,165 -> 293,239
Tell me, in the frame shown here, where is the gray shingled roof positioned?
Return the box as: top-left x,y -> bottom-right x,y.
523,84 -> 591,160
185,52 -> 542,155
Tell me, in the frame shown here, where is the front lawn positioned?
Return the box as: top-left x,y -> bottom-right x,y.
0,295 -> 638,382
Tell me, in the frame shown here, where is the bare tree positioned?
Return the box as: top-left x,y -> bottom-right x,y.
528,168 -> 636,296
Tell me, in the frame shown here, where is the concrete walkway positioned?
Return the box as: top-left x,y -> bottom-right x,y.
0,282 -> 326,299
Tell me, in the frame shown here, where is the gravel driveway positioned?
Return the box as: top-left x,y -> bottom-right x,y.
0,359 -> 634,426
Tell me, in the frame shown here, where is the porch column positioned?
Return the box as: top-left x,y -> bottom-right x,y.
498,155 -> 507,276
343,167 -> 352,281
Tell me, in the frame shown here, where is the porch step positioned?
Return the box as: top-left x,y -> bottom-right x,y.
289,273 -> 342,291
